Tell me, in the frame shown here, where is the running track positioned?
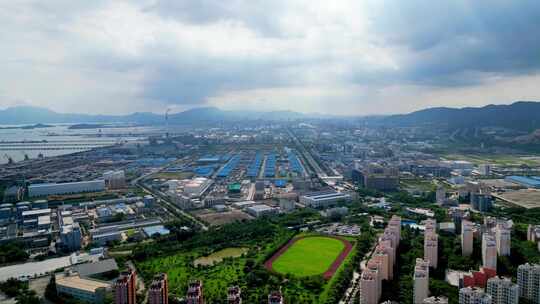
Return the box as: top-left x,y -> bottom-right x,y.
264,235 -> 353,280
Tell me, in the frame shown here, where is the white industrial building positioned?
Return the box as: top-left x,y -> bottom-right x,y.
167,178 -> 213,210
29,180 -> 105,198
299,190 -> 351,208
232,200 -> 259,209
90,227 -> 122,245
246,205 -> 278,217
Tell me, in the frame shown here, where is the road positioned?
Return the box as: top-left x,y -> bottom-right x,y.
340,237 -> 379,304
130,156 -> 208,230
136,180 -> 208,231
286,128 -> 326,178
340,271 -> 361,304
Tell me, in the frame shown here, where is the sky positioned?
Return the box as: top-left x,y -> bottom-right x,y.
1,0 -> 540,115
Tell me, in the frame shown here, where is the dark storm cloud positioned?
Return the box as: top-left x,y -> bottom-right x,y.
368,0 -> 540,86
141,0 -> 285,36
135,0 -> 540,104
139,59 -> 291,105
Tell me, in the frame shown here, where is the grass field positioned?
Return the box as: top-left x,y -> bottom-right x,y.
442,153 -> 540,166
193,247 -> 249,266
271,236 -> 345,277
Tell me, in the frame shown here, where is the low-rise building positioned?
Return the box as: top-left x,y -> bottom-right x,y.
299,190 -> 351,208
28,180 -> 105,198
246,205 -> 278,217
56,273 -> 111,304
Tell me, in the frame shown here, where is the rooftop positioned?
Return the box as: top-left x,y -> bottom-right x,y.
74,259 -> 118,277
56,274 -> 110,292
248,204 -> 274,212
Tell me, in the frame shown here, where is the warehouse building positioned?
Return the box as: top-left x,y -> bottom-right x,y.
299,190 -> 351,208
56,273 -> 111,304
28,180 -> 105,198
246,205 -> 278,217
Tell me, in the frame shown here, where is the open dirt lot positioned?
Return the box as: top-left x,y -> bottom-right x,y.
193,209 -> 253,226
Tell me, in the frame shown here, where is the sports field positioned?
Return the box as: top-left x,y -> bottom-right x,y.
267,236 -> 352,278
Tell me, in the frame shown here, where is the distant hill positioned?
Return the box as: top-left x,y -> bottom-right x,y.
383,101 -> 540,131
0,106 -> 309,125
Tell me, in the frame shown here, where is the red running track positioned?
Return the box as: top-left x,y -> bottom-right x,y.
264,235 -> 353,280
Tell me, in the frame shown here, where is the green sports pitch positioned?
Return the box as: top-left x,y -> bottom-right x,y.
271,236 -> 346,277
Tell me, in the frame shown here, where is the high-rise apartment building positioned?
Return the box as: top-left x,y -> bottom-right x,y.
227,286 -> 241,304
486,276 -> 518,304
495,224 -> 511,256
359,270 -> 379,304
115,268 -> 137,304
482,233 -> 497,270
459,287 -> 492,304
414,259 -> 430,304
186,280 -> 204,304
103,170 -> 126,190
60,222 -> 82,252
369,260 -> 383,299
268,291 -> 283,304
148,273 -> 168,304
461,220 -> 474,256
436,186 -> 446,205
388,215 -> 401,246
371,249 -> 390,280
527,224 -> 540,242
424,232 -> 438,268
517,263 -> 540,304
359,216 -> 401,304
363,164 -> 399,191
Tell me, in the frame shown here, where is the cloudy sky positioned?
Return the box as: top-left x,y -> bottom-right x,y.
1,1 -> 540,115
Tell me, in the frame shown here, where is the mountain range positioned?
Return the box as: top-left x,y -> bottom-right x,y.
0,106 -> 309,125
1,101 -> 540,131
382,101 -> 540,131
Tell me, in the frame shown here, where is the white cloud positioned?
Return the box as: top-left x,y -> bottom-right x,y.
0,0 -> 539,115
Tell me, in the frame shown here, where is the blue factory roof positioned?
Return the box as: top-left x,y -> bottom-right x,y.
246,152 -> 263,177
287,151 -> 304,174
197,155 -> 221,163
274,179 -> 287,187
193,166 -> 215,177
217,154 -> 241,177
303,190 -> 350,201
505,176 -> 540,188
264,153 -> 276,177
